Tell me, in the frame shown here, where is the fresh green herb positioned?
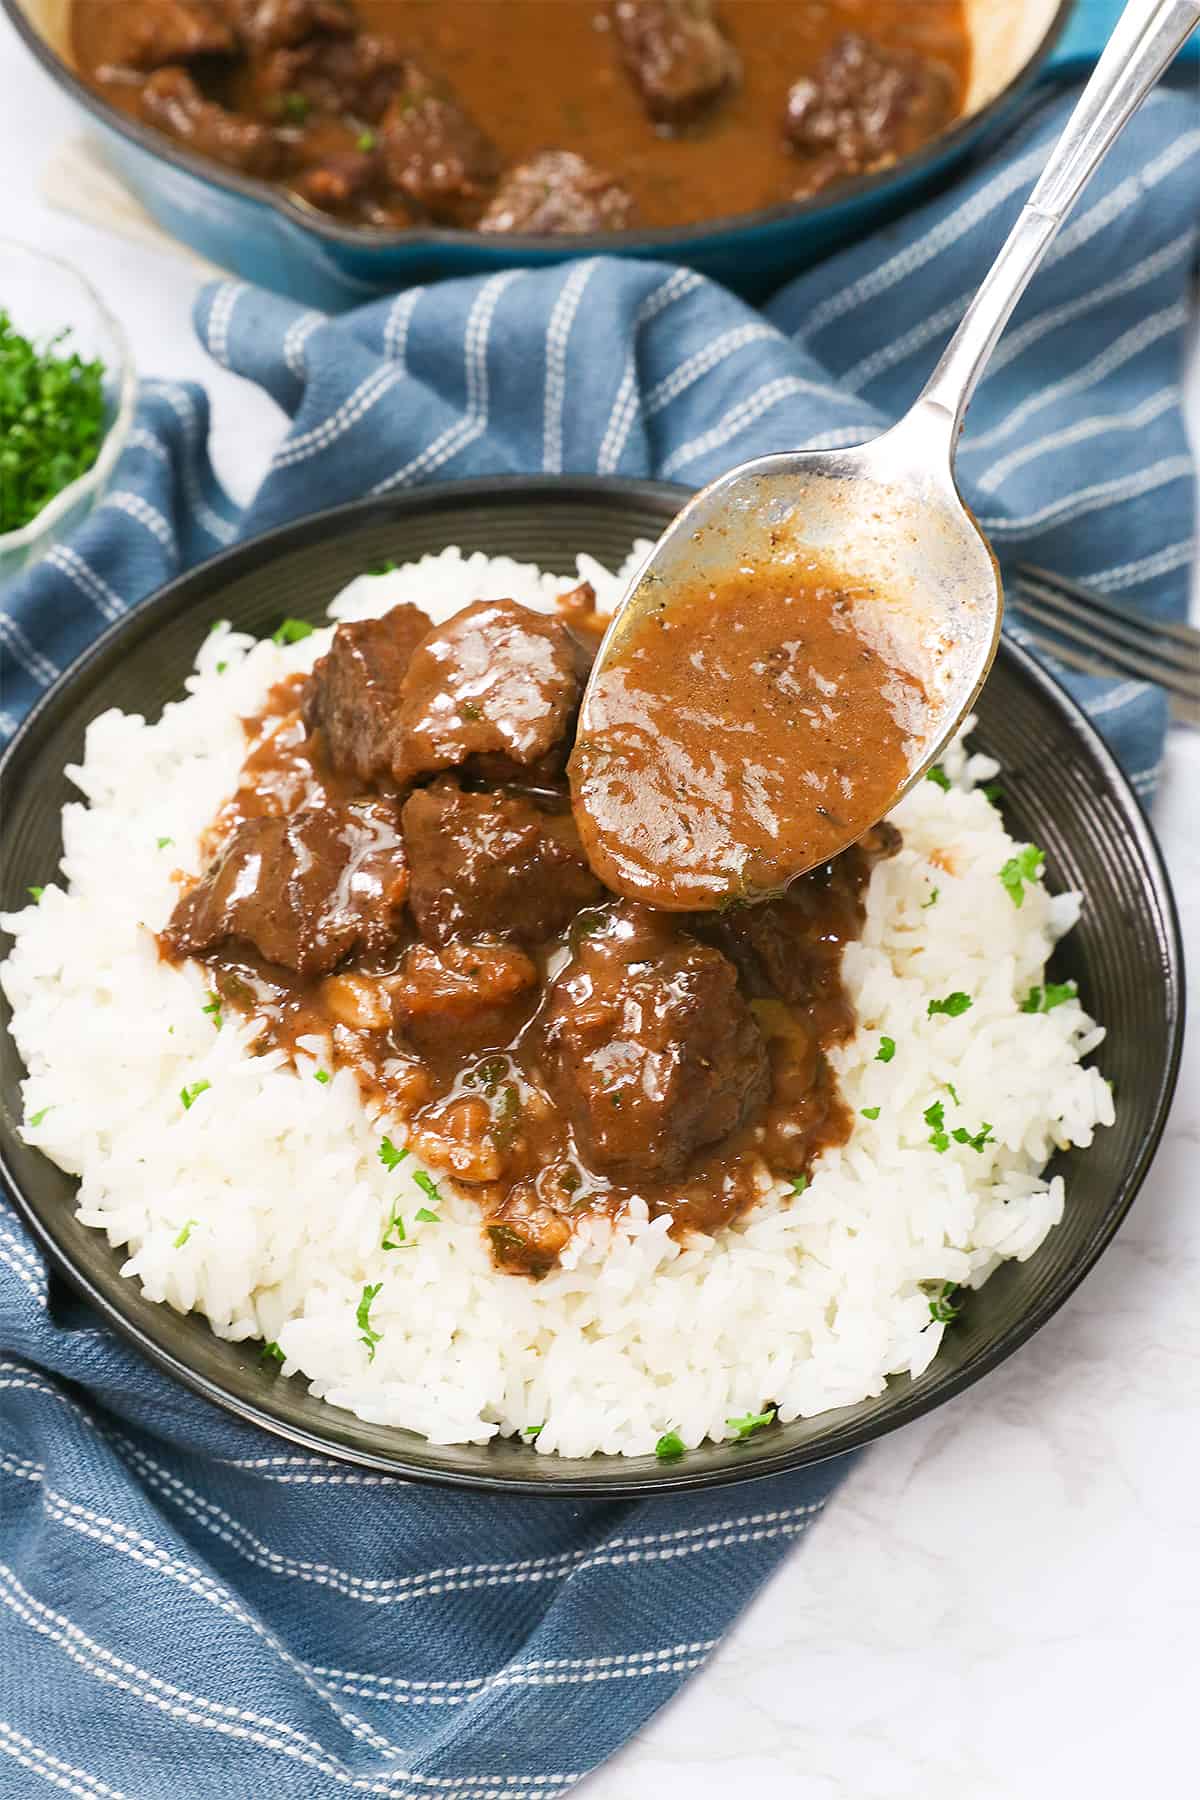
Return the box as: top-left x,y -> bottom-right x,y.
875,1036 -> 896,1064
0,311 -> 106,532
157,836 -> 173,849
1000,845 -> 1044,908
924,1099 -> 949,1153
314,1068 -> 331,1085
655,1430 -> 685,1461
921,887 -> 940,909
609,1091 -> 624,1108
357,128 -> 377,151
925,765 -> 951,792
356,1282 -> 383,1360
928,991 -> 971,1019
216,660 -> 228,674
280,91 -> 310,121
261,1340 -> 285,1365
951,1121 -> 995,1153
944,1081 -> 961,1106
415,1207 -> 440,1223
982,782 -> 1004,807
928,1281 -> 962,1324
1021,979 -> 1077,1014
272,617 -> 314,647
569,908 -> 608,950
791,1174 -> 808,1197
381,1204 -> 406,1250
412,1169 -> 441,1206
523,1424 -> 543,1441
27,887 -> 43,902
369,559 -> 397,575
173,1219 -> 199,1247
861,1105 -> 881,1120
201,993 -> 222,1030
459,700 -> 483,721
28,1106 -> 51,1127
179,1078 -> 211,1111
379,1135 -> 408,1172
727,1407 -> 775,1440
208,618 -> 228,636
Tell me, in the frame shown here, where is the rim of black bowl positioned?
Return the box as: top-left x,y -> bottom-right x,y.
0,477 -> 1185,1497
5,0 -> 1074,260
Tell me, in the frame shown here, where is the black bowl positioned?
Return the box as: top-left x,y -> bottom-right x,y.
0,479 -> 1184,1494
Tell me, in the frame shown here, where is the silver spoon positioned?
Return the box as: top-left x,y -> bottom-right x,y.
574,0 -> 1200,907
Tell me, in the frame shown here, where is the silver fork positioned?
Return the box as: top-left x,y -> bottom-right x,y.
1014,563 -> 1200,726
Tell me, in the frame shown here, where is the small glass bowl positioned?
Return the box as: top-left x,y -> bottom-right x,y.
0,240 -> 137,586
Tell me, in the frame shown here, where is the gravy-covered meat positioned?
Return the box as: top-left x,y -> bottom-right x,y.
224,0 -> 353,51
611,0 -> 740,126
140,67 -> 284,175
539,905 -> 769,1181
378,64 -> 499,224
390,599 -> 586,786
302,602 -> 432,785
164,798 -> 407,977
402,778 -> 602,946
86,0 -> 233,71
251,29 -> 405,122
480,152 -> 637,235
783,31 -> 956,187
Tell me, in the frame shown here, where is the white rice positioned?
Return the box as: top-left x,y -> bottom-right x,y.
0,546 -> 1115,1458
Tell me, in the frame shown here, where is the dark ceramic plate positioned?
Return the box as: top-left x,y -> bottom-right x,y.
0,479 -> 1184,1494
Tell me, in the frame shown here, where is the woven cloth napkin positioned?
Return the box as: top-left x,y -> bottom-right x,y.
0,81 -> 1196,1799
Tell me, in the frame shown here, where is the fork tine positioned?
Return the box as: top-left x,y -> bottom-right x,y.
1013,589 -> 1200,698
1020,627 -> 1200,728
1016,563 -> 1200,654
1015,571 -> 1200,676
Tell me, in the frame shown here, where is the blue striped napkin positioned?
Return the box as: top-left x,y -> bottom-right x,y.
0,79 -> 1195,1799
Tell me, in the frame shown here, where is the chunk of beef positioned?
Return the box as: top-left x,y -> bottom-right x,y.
163,798 -> 407,977
390,939 -> 540,1061
223,0 -> 353,52
539,904 -> 769,1181
301,602 -> 433,785
251,31 -> 405,123
90,0 -> 234,71
291,144 -> 380,214
141,67 -> 284,175
402,778 -> 603,947
389,599 -> 586,787
783,33 -> 955,180
378,64 -> 499,224
610,0 -> 739,127
480,152 -> 637,235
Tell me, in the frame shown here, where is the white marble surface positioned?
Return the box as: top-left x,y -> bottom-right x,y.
2,18 -> 1197,1795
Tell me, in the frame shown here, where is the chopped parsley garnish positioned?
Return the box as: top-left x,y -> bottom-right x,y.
357,129 -> 377,151
280,91 -> 310,121
925,765 -> 951,792
655,1430 -> 685,1460
369,559 -> 397,575
272,617 -> 314,647
999,845 -> 1044,908
924,1100 -> 949,1153
28,1107 -> 51,1127
157,836 -> 173,849
951,1121 -> 995,1153
0,310 -> 106,532
357,1282 -> 383,1361
982,782 -> 1003,807
381,1204 -> 406,1250
928,1281 -> 962,1323
173,1219 -> 198,1247
791,1174 -> 808,1196
921,887 -> 940,909
875,1036 -> 896,1064
179,1078 -> 211,1111
27,887 -> 43,902
216,660 -> 228,674
727,1407 -> 775,1440
201,993 -> 222,1029
861,1105 -> 880,1120
928,991 -> 971,1019
208,618 -> 228,636
460,700 -> 482,721
261,1340 -> 285,1364
944,1081 -> 960,1105
523,1424 -> 543,1441
415,1207 -> 440,1223
609,1091 -> 624,1108
412,1170 -> 441,1206
1021,980 -> 1077,1013
314,1068 -> 330,1085
378,1135 -> 408,1172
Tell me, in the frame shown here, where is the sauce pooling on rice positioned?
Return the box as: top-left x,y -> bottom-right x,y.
160,585 -> 900,1276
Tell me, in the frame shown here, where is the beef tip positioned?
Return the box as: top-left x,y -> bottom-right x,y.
402,778 -> 603,947
389,599 -> 586,787
252,31 -> 405,123
480,152 -> 637,235
610,0 -> 739,127
783,34 -> 956,177
163,798 -> 408,978
389,938 -> 540,1061
487,1180 -> 573,1277
141,67 -> 284,176
223,0 -> 353,52
301,602 -> 433,785
291,144 -> 380,214
539,904 -> 769,1181
378,64 -> 499,225
89,0 -> 234,71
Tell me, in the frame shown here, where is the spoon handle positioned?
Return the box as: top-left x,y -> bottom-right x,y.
915,0 -> 1200,443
